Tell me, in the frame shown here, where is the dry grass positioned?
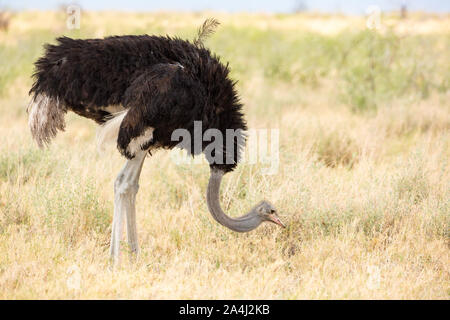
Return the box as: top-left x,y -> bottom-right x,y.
0,11 -> 449,299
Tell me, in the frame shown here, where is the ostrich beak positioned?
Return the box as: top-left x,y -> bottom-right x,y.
269,214 -> 286,228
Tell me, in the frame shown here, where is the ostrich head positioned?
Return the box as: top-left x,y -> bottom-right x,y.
251,200 -> 285,228
207,168 -> 285,232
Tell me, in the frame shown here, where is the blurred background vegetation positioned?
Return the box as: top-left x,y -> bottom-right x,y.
0,9 -> 448,111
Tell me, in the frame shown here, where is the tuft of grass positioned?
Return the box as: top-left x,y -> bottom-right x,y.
0,148 -> 55,184
0,189 -> 31,233
36,177 -> 111,244
315,129 -> 360,168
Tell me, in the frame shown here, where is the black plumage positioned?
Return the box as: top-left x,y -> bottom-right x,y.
29,32 -> 246,172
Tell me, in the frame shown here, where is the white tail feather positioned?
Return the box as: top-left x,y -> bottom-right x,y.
96,110 -> 128,155
28,94 -> 66,148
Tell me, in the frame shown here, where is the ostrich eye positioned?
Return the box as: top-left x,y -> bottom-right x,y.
270,209 -> 276,214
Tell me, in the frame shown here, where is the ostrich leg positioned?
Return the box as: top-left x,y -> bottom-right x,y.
110,150 -> 147,265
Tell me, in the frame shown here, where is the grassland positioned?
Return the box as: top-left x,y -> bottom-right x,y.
0,11 -> 449,299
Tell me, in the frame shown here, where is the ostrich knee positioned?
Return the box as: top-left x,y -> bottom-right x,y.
114,173 -> 139,197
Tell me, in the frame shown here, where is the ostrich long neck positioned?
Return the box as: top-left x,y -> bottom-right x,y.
207,168 -> 261,232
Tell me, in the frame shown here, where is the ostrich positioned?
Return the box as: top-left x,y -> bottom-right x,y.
27,19 -> 285,264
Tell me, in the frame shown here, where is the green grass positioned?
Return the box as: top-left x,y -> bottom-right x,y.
1,16 -> 448,113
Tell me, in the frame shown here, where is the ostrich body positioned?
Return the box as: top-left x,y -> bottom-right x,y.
28,21 -> 284,264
